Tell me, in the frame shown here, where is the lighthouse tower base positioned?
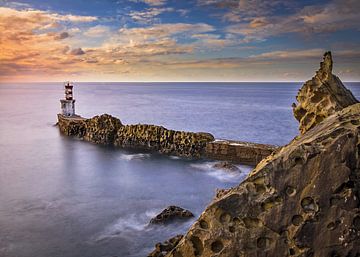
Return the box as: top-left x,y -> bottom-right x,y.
60,99 -> 76,117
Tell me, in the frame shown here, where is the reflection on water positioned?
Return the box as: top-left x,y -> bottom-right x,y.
0,82 -> 359,257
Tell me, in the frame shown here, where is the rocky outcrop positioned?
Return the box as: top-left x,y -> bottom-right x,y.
58,114 -> 122,145
148,235 -> 183,257
83,114 -> 123,145
293,51 -> 358,134
58,115 -> 276,163
212,161 -> 240,172
114,125 -> 214,158
150,206 -> 194,224
57,114 -> 87,137
57,115 -> 214,158
166,53 -> 360,257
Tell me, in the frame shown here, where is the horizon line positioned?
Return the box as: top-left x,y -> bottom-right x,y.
1,81 -> 360,84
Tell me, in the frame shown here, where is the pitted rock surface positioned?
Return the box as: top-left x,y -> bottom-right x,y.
150,206 -> 194,224
293,51 -> 358,134
57,115 -> 214,158
166,53 -> 360,257
114,124 -> 214,158
148,235 -> 183,257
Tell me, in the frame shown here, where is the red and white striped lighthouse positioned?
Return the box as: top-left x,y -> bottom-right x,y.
60,82 -> 76,116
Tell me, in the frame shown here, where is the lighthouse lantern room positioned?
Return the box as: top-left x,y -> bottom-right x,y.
60,82 -> 76,117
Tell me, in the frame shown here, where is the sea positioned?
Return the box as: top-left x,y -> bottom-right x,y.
0,82 -> 359,257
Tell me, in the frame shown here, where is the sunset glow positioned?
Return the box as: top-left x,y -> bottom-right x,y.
1,0 -> 359,82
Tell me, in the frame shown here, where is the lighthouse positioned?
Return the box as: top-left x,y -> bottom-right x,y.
60,82 -> 76,117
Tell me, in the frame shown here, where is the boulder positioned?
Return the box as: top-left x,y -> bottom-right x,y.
212,161 -> 240,172
166,53 -> 360,257
292,51 -> 358,134
150,206 -> 194,224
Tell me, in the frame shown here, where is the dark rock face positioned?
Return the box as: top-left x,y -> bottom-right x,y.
212,161 -> 240,172
293,51 -> 358,134
148,235 -> 183,257
150,206 -> 194,224
166,53 -> 360,257
114,124 -> 214,158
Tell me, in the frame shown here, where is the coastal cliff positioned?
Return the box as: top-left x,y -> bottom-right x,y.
164,52 -> 360,257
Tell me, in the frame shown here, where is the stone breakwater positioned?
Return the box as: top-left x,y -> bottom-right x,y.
58,114 -> 216,158
205,140 -> 277,165
58,115 -> 275,163
163,52 -> 360,257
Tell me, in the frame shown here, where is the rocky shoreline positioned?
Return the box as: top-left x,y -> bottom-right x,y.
160,52 -> 360,256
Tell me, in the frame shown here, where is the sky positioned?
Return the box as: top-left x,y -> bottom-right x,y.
0,0 -> 359,82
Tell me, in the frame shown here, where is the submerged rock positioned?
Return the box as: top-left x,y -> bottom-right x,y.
212,161 -> 240,172
148,235 -> 184,257
150,206 -> 194,224
293,51 -> 358,134
166,53 -> 360,257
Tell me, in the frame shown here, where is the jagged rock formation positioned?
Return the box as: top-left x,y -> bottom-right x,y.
293,51 -> 358,134
57,114 -> 214,158
150,206 -> 194,224
114,124 -> 214,158
148,235 -> 183,257
166,53 -> 360,257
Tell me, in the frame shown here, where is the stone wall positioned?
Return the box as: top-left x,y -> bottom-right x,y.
205,140 -> 277,165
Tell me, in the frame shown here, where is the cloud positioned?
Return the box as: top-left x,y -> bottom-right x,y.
199,0 -> 360,42
129,7 -> 173,23
83,25 -> 111,37
70,48 -> 85,55
134,0 -> 167,6
117,23 -> 214,42
54,32 -> 70,40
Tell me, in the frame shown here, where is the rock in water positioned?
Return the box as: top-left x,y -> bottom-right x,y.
212,161 -> 240,172
166,53 -> 360,257
148,235 -> 183,257
150,206 -> 194,224
293,51 -> 358,134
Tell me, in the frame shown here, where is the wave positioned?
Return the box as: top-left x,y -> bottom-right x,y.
92,208 -> 159,242
190,162 -> 249,182
118,153 -> 151,161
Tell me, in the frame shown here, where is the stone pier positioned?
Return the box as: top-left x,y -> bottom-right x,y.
205,139 -> 278,165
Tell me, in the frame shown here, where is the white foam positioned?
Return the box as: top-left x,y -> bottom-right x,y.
118,153 -> 151,161
190,162 -> 245,182
92,208 -> 160,242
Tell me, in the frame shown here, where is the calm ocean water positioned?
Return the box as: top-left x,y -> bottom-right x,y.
0,82 -> 359,257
